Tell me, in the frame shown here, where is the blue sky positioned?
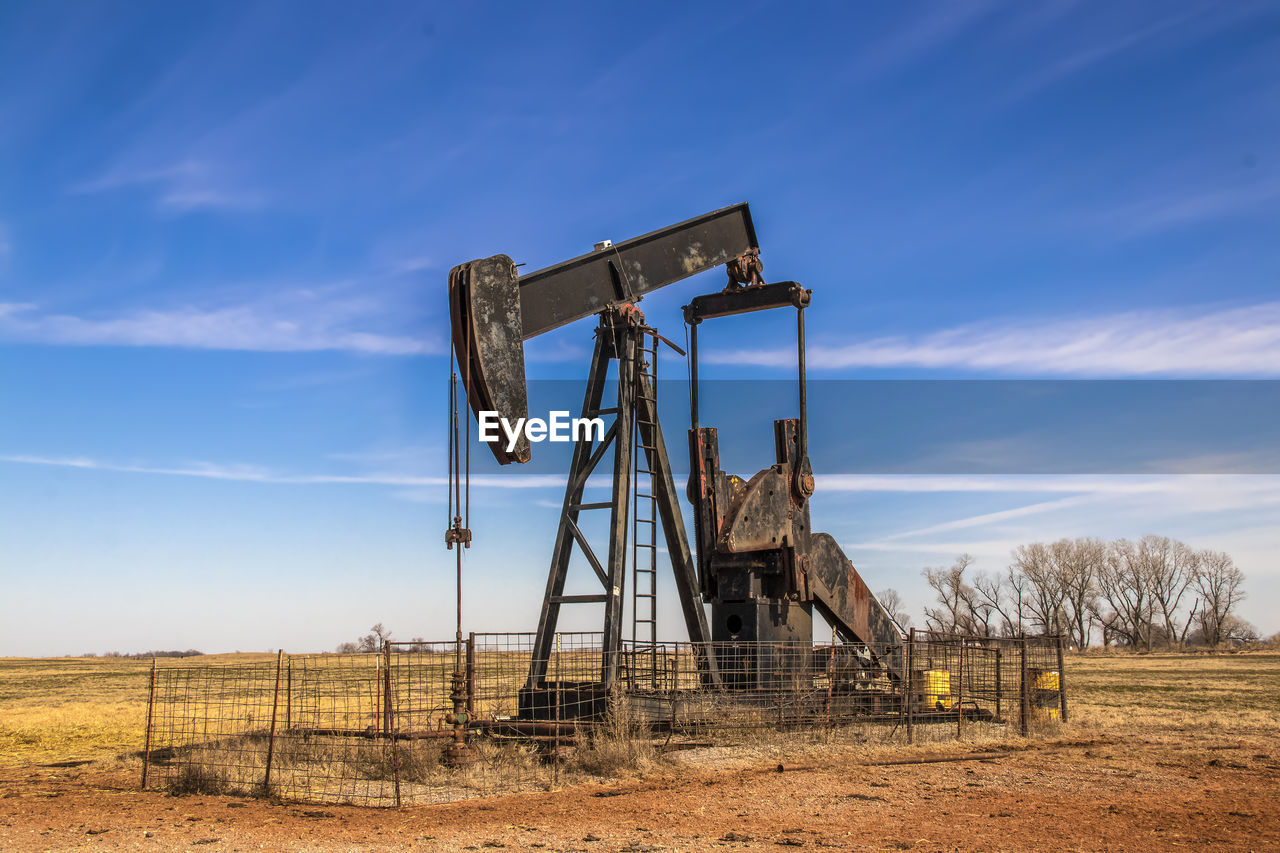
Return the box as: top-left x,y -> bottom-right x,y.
1,1 -> 1278,655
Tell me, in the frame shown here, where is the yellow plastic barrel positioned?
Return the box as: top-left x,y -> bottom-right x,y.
1031,668 -> 1061,721
916,669 -> 951,710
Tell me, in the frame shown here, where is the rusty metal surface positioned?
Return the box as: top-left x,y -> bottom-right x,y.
448,255 -> 529,464
684,280 -> 809,323
807,532 -> 904,678
725,247 -> 765,287
517,203 -> 758,339
718,465 -> 795,553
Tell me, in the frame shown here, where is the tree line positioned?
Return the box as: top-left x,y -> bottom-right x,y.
880,535 -> 1254,649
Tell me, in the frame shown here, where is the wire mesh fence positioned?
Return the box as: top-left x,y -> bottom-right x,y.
142,631 -> 1067,806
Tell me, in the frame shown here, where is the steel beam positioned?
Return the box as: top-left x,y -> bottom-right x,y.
519,204 -> 758,339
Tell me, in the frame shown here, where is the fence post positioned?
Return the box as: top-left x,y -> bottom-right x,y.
670,641 -> 680,723
905,630 -> 914,745
466,632 -> 477,717
553,633 -> 562,788
386,643 -> 401,808
1056,634 -> 1069,723
672,641 -> 680,694
956,638 -> 964,739
382,643 -> 393,736
264,650 -> 284,793
141,659 -> 157,789
995,647 -> 1003,722
825,626 -> 836,738
285,661 -> 292,732
1019,637 -> 1030,737
373,652 -> 381,734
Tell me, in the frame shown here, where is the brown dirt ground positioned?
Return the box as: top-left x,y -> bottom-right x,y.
2,732 -> 1278,852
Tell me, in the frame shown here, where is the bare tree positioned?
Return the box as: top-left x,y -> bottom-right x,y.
352,623 -> 393,653
964,581 -> 998,637
1053,537 -> 1106,648
875,588 -> 912,632
973,569 -> 1025,637
922,554 -> 976,634
1098,539 -> 1155,649
1004,565 -> 1031,636
971,572 -> 1003,630
1220,614 -> 1259,644
1194,550 -> 1246,646
1011,543 -> 1068,636
1141,536 -> 1201,646
917,538 -> 1244,648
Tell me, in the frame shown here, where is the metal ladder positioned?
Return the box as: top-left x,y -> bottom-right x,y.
631,331 -> 659,685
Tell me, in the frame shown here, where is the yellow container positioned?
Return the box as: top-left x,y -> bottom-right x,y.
917,669 -> 951,710
1031,668 -> 1061,721
1033,669 -> 1060,692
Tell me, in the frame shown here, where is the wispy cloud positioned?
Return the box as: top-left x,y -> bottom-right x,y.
1005,5 -> 1210,101
0,454 -> 568,489
1094,178 -> 1280,237
72,160 -> 263,213
384,255 -> 436,275
854,1 -> 997,75
879,495 -> 1095,540
840,474 -> 1280,560
708,300 -> 1280,377
818,472 -> 1280,498
0,289 -> 442,355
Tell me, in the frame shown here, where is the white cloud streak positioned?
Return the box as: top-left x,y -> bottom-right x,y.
840,475 -> 1280,567
0,454 -> 568,489
0,292 -> 440,355
73,160 -> 263,213
708,301 -> 1280,377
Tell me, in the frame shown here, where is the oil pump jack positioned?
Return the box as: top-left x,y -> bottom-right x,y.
448,204 -> 902,719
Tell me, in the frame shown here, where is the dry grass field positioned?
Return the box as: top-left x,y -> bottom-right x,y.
1,651 -> 1277,851
0,655 -> 275,771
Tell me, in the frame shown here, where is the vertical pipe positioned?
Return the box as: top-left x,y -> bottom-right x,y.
264,650 -> 283,793
905,630 -> 915,745
956,639 -> 964,738
1019,638 -> 1030,737
141,659 -> 157,789
688,322 -> 699,433
1056,634 -> 1069,723
456,541 -> 464,673
796,306 -> 807,465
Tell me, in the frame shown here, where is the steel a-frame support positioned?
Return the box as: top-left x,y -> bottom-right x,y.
526,315 -> 717,690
